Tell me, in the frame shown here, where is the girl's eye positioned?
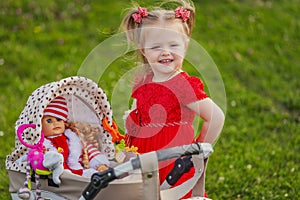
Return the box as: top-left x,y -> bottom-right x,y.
46,119 -> 52,123
151,46 -> 160,50
56,118 -> 62,122
171,44 -> 179,47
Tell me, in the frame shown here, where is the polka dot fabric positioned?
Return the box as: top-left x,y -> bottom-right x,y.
6,76 -> 115,173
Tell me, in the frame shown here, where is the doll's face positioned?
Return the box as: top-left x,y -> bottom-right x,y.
42,115 -> 65,137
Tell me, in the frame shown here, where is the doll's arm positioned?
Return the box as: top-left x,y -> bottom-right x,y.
187,98 -> 225,144
88,144 -> 110,169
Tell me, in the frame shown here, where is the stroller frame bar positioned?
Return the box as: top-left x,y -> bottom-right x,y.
80,142 -> 211,200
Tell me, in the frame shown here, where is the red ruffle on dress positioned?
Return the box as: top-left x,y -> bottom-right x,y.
125,72 -> 208,192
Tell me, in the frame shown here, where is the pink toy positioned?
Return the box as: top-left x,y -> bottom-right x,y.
16,124 -> 64,200
17,124 -> 48,172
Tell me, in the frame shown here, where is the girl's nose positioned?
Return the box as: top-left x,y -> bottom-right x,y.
161,50 -> 171,56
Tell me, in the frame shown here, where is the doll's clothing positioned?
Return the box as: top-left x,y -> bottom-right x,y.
45,130 -> 83,176
86,144 -> 110,168
65,129 -> 84,170
125,72 -> 208,185
82,168 -> 98,177
65,130 -> 110,171
45,128 -> 109,177
46,134 -> 70,169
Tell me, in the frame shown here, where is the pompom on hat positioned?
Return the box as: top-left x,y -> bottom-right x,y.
43,96 -> 68,121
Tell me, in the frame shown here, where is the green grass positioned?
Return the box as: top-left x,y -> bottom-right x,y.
1,0 -> 299,199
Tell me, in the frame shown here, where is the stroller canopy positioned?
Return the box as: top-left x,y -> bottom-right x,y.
6,76 -> 115,173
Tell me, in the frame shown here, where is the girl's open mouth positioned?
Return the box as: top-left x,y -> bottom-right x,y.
159,59 -> 173,64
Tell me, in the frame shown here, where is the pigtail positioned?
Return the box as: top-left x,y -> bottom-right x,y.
120,5 -> 151,85
183,3 -> 195,36
120,7 -> 142,45
160,0 -> 196,36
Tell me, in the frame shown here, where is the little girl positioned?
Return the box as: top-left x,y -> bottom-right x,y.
121,0 -> 225,198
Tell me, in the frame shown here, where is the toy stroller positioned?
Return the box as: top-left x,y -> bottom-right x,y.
79,142 -> 213,200
6,76 -> 213,200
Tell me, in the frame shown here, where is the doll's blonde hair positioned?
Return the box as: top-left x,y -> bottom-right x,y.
67,121 -> 101,169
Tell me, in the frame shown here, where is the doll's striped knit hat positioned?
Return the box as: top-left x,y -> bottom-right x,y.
43,96 -> 68,121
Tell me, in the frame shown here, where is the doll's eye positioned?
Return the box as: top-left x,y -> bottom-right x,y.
46,119 -> 52,123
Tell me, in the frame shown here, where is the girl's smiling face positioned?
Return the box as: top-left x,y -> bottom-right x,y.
42,116 -> 65,137
140,23 -> 189,81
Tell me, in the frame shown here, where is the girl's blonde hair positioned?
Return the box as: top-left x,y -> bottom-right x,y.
120,0 -> 196,82
121,0 -> 195,38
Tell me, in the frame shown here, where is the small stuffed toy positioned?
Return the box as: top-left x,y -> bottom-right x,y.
102,118 -> 139,164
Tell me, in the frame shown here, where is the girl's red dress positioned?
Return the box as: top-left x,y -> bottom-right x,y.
125,72 -> 208,197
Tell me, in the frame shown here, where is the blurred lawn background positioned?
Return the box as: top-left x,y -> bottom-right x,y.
0,0 -> 299,199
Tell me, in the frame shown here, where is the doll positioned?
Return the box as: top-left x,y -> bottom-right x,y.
41,96 -> 110,177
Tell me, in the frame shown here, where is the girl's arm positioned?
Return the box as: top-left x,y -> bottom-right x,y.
187,98 -> 225,144
130,99 -> 137,110
123,99 -> 137,134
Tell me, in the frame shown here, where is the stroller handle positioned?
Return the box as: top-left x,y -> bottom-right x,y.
79,142 -> 213,200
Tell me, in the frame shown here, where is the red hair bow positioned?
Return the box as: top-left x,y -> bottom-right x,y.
175,6 -> 190,22
132,7 -> 148,24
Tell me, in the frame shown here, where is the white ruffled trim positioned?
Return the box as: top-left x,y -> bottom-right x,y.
65,129 -> 84,170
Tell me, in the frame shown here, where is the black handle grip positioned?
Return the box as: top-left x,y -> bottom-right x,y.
81,168 -> 116,200
165,156 -> 193,186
